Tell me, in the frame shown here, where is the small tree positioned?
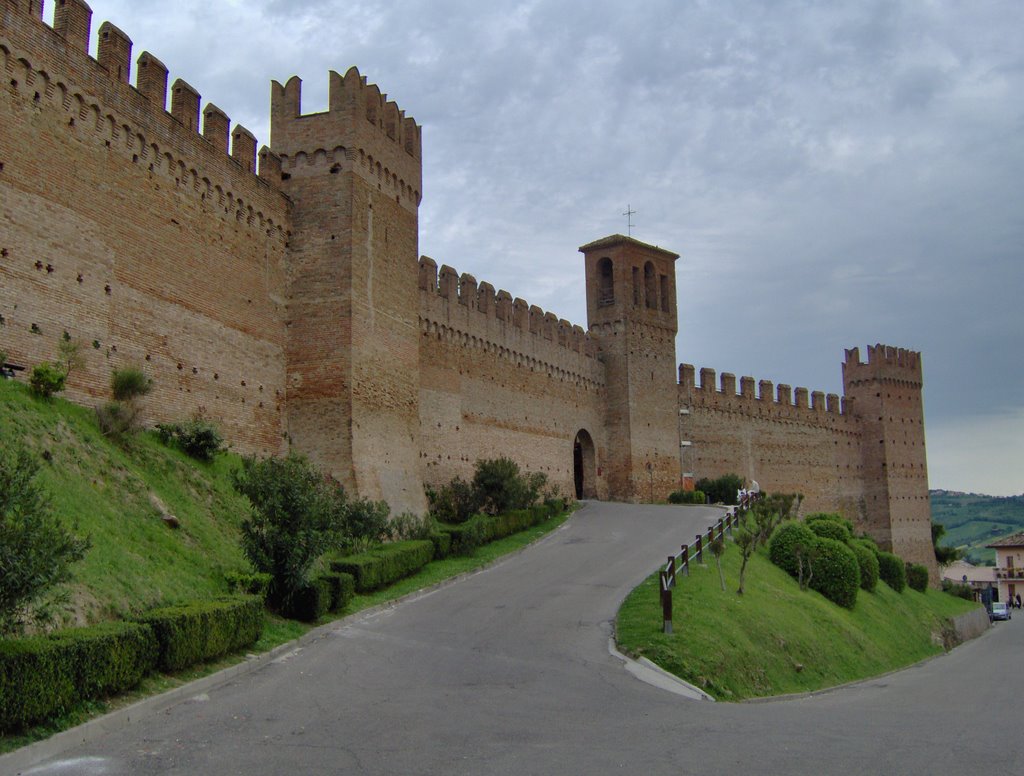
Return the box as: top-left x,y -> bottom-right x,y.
233,453 -> 347,609
793,540 -> 818,591
932,523 -> 961,567
734,516 -> 758,595
472,457 -> 543,515
98,367 -> 153,437
0,443 -> 89,634
57,331 -> 85,381
709,533 -> 726,591
29,362 -> 67,398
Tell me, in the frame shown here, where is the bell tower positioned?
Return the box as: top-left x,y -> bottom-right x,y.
580,235 -> 680,501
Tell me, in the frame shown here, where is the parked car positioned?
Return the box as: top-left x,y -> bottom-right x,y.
990,602 -> 1012,621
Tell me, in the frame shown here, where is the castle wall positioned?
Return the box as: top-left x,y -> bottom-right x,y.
0,3 -> 291,455
678,365 -> 868,521
418,259 -> 608,499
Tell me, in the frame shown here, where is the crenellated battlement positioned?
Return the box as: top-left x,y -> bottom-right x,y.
842,343 -> 922,388
678,363 -> 851,421
0,0 -> 287,231
418,256 -> 603,390
269,67 -> 422,206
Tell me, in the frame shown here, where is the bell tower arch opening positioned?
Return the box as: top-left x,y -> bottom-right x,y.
573,429 -> 597,500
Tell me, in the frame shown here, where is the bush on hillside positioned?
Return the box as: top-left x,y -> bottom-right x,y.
805,512 -> 854,535
768,521 -> 819,579
28,362 -> 67,398
808,537 -> 860,609
877,551 -> 906,592
233,452 -> 347,609
807,519 -> 851,544
906,563 -> 930,593
850,542 -> 880,592
668,489 -> 706,505
695,473 -> 744,505
155,417 -> 225,461
941,579 -> 975,601
0,443 -> 89,635
110,366 -> 152,402
224,571 -> 272,600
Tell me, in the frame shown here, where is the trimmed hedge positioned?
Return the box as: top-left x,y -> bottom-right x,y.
224,571 -> 272,600
907,563 -> 930,593
805,512 -> 855,534
318,572 -> 355,613
283,578 -> 331,622
768,521 -> 819,578
429,530 -> 453,560
135,596 -> 264,672
438,502 -> 559,557
330,540 -> 435,592
850,542 -> 880,592
809,537 -> 860,609
668,489 -> 706,505
878,551 -> 907,592
806,519 -> 851,544
0,621 -> 156,732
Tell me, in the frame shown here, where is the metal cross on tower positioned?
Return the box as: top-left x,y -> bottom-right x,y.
622,205 -> 636,237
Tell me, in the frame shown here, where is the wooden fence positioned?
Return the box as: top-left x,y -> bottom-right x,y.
658,494 -> 758,634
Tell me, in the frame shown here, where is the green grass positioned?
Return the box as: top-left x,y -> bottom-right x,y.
616,541 -> 980,701
0,379 -> 252,622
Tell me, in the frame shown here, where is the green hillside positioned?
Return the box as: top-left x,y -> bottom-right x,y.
931,490 -> 1024,565
0,379 -> 253,626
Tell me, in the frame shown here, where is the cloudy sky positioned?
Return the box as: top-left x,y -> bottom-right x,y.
63,1 -> 1022,496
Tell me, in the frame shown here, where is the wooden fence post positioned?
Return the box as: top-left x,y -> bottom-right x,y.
681,544 -> 689,576
695,533 -> 703,564
660,571 -> 673,634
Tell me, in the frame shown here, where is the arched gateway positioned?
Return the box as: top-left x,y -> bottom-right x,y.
573,429 -> 597,500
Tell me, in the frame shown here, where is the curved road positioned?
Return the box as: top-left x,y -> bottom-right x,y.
16,503 -> 1023,775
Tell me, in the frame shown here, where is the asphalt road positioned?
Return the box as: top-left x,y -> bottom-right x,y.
15,502 -> 1024,776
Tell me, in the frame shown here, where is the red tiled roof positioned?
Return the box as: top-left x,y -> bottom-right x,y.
987,532 -> 1024,548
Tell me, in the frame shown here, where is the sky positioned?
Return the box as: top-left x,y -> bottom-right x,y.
50,0 -> 1023,496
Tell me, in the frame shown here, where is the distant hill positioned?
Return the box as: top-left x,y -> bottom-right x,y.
931,490 -> 1024,565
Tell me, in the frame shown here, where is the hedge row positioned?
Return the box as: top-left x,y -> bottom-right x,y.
438,500 -> 562,556
135,595 -> 264,672
0,621 -> 156,731
282,572 -> 357,622
330,540 -> 435,592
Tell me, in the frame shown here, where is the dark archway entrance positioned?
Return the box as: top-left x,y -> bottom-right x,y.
573,429 -> 597,499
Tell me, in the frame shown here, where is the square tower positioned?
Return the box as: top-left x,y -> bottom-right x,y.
580,235 -> 680,501
271,68 -> 425,514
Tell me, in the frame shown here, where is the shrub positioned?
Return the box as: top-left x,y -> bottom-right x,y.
282,578 -> 331,622
135,596 -> 263,672
0,621 -> 156,732
344,497 -> 390,549
429,530 -> 453,559
0,444 -> 89,635
809,537 -> 860,609
426,477 -> 479,523
768,521 -> 819,579
155,418 -> 225,461
110,366 -> 152,401
805,512 -> 855,535
472,457 -> 544,515
386,512 -> 436,541
233,452 -> 347,608
941,579 -> 975,601
443,519 -> 484,556
668,489 -> 706,505
317,572 -> 355,613
850,542 -> 880,592
806,519 -> 851,544
224,571 -> 272,600
29,362 -> 66,398
95,399 -> 140,437
907,563 -> 930,593
877,551 -> 907,592
694,474 -> 743,504
330,540 -> 434,593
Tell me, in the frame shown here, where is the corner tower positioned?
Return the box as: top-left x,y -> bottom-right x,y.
843,345 -> 935,579
580,235 -> 680,501
271,68 -> 426,514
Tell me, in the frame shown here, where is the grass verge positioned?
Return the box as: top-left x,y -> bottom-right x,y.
616,541 -> 980,701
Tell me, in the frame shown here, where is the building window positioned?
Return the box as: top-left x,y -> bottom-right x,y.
632,266 -> 640,307
598,257 -> 614,306
644,261 -> 657,310
659,274 -> 670,313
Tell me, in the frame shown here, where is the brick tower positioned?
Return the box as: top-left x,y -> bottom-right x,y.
580,235 -> 680,501
271,68 -> 426,514
843,345 -> 936,578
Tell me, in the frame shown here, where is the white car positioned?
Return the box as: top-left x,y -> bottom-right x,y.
991,602 -> 1012,621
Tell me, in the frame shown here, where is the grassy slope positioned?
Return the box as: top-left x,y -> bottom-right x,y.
0,380 -> 252,623
616,541 -> 979,701
931,490 -> 1024,565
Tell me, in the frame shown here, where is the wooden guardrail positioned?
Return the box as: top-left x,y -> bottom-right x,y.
659,493 -> 758,634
